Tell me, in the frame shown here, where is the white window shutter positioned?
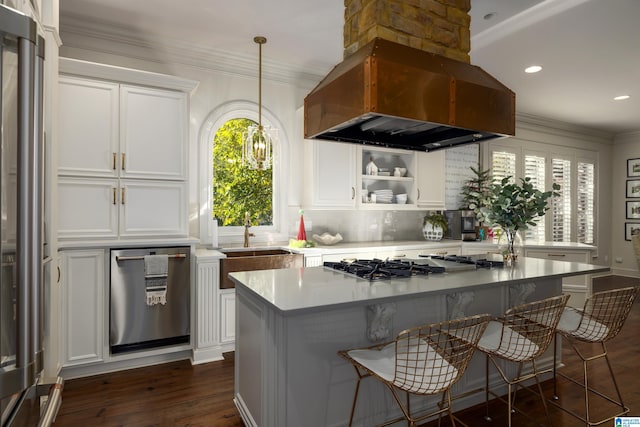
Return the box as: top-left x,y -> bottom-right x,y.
524,154 -> 546,242
552,158 -> 572,242
577,161 -> 595,244
491,151 -> 516,184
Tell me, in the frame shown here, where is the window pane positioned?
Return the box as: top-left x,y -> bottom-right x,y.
491,151 -> 516,183
524,154 -> 546,242
577,161 -> 595,244
212,118 -> 273,226
551,158 -> 571,242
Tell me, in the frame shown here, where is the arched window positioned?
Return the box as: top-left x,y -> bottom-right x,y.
212,118 -> 273,226
199,101 -> 288,246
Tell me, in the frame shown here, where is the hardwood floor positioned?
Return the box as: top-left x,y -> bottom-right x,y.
55,276 -> 640,426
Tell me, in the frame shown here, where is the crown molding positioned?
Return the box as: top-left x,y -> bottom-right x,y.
59,13 -> 326,89
59,57 -> 200,92
613,131 -> 640,145
516,112 -> 614,144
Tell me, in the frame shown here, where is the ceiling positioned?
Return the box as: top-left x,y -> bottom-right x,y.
58,0 -> 640,136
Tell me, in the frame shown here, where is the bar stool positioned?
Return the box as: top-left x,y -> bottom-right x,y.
476,293 -> 569,427
551,286 -> 640,426
338,313 -> 491,427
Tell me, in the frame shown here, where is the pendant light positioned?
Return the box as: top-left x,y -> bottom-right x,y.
243,36 -> 276,170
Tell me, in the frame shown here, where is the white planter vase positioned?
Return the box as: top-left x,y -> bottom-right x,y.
422,223 -> 444,241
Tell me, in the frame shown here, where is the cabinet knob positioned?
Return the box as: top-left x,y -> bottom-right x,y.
547,253 -> 566,257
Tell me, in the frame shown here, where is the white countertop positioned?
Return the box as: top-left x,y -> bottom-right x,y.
211,239 -> 596,256
229,257 -> 609,315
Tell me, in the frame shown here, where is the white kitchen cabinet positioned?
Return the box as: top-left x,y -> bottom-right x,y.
57,177 -> 187,239
57,73 -> 190,241
219,289 -> 236,343
58,77 -> 187,181
58,76 -> 119,178
416,151 -> 446,209
120,85 -> 187,180
119,180 -> 187,237
304,140 -> 356,208
525,247 -> 592,307
57,177 -> 118,239
60,249 -> 105,367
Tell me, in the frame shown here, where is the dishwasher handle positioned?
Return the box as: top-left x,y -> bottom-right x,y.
115,253 -> 187,262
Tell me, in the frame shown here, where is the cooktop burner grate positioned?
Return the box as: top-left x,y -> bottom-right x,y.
324,255 -> 504,281
324,259 -> 445,281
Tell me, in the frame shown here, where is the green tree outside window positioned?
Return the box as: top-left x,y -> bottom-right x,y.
212,118 -> 273,226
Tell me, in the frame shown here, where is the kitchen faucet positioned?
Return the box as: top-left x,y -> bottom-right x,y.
244,212 -> 254,247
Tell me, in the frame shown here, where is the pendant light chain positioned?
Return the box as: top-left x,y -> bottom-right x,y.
255,36 -> 265,130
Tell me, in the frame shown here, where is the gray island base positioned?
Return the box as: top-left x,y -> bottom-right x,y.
229,257 -> 609,427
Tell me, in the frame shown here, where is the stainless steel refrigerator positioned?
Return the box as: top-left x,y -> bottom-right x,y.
0,5 -> 62,426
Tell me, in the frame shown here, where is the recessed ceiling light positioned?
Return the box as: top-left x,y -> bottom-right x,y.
525,65 -> 542,74
614,95 -> 630,101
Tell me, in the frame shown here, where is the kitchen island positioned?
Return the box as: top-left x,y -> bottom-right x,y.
229,257 -> 609,427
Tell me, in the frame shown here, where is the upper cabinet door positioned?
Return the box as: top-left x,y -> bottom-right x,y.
416,151 -> 446,210
58,76 -> 119,178
120,85 -> 187,180
304,140 -> 356,208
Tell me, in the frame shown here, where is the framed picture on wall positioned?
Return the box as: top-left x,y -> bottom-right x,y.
627,180 -> 640,198
625,222 -> 640,241
626,201 -> 640,219
628,158 -> 640,177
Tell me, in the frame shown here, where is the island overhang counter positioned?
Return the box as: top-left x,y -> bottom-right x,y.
229,257 -> 609,427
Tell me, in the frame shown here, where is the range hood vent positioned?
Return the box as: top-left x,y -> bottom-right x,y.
304,38 -> 515,152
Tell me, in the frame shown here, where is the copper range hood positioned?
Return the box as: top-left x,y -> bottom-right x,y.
304,38 -> 515,151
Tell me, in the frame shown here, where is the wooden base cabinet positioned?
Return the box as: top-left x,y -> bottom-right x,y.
60,249 -> 105,367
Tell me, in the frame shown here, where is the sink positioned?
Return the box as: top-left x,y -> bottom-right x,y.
220,248 -> 304,289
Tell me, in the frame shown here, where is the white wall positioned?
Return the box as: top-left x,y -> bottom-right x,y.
611,132 -> 640,276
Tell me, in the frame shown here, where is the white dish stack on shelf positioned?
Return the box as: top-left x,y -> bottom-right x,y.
373,189 -> 393,204
395,193 -> 407,204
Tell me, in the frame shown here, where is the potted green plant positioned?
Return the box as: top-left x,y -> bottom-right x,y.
477,176 -> 560,261
423,212 -> 448,241
460,166 -> 492,215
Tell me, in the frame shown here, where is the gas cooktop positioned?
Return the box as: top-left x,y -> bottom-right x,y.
323,255 -> 504,281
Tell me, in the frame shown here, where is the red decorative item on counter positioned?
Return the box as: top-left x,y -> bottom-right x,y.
297,210 -> 307,241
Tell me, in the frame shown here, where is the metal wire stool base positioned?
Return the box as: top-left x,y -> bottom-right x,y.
550,340 -> 629,427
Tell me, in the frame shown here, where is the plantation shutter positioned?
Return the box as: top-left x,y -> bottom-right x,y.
524,154 -> 546,242
577,161 -> 595,244
551,158 -> 571,242
491,151 -> 516,184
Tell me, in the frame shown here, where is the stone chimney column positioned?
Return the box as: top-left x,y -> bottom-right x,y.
344,0 -> 471,63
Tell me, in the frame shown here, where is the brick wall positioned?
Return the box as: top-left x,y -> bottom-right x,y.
344,0 -> 471,63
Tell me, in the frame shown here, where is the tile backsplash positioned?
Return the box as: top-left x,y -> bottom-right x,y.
289,208 -> 429,242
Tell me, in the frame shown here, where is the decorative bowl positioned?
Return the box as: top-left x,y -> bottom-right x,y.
312,232 -> 343,246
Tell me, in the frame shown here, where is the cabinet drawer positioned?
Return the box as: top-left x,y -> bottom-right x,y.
525,249 -> 590,263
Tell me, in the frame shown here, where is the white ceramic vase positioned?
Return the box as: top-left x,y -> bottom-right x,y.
422,223 -> 443,241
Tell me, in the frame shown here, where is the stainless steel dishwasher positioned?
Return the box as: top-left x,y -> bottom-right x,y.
110,247 -> 190,354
